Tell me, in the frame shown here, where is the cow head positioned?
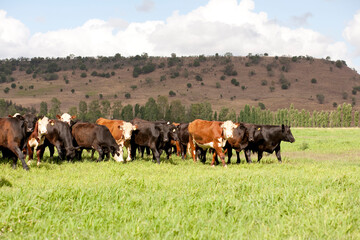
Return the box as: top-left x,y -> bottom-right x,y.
110,145 -> 123,162
282,124 -> 295,143
57,113 -> 76,126
221,120 -> 237,139
37,116 -> 50,135
169,125 -> 179,141
118,122 -> 137,141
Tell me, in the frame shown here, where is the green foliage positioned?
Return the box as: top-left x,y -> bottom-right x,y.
220,75 -> 226,80
231,78 -> 239,86
44,73 -> 59,81
3,87 -> 10,93
216,82 -> 221,88
279,74 -> 290,89
130,85 -> 137,91
258,102 -> 266,110
261,80 -> 268,86
49,97 -> 61,119
223,64 -> 237,76
193,59 -> 200,67
187,83 -> 192,88
121,104 -> 134,121
316,94 -> 325,104
195,75 -> 202,81
125,93 -> 131,99
311,78 -> 317,84
10,83 -> 16,89
71,89 -> 75,94
169,90 -> 176,97
80,72 -> 87,78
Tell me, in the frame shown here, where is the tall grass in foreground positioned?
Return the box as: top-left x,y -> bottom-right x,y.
0,128 -> 360,239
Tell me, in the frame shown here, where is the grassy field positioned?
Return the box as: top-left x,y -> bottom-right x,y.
0,128 -> 360,239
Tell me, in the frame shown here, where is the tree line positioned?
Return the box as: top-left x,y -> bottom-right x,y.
0,97 -> 359,127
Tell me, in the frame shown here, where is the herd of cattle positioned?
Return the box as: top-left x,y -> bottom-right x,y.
0,113 -> 295,170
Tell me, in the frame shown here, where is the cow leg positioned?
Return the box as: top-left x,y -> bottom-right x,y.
213,146 -> 226,167
227,147 -> 232,164
96,147 -> 104,162
257,151 -> 263,163
13,146 -> 29,171
188,135 -> 197,162
275,145 -> 282,163
124,141 -> 131,161
27,145 -> 34,165
245,149 -> 252,163
180,143 -> 186,160
152,148 -> 161,164
236,151 -> 241,164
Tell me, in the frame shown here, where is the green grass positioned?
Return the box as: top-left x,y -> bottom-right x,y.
0,128 -> 360,239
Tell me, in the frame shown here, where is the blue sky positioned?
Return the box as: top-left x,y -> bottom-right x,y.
1,0 -> 360,70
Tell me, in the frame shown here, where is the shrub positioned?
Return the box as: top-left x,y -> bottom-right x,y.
29,85 -> 34,89
71,89 -> 75,94
279,74 -> 290,89
26,68 -> 32,74
91,71 -> 98,76
11,83 -> 16,89
248,70 -> 256,76
261,80 -> 268,86
111,71 -> 115,76
352,89 -> 357,95
258,102 -> 266,110
195,75 -> 203,81
133,66 -> 142,78
170,71 -> 179,78
160,75 -> 166,82
85,94 -> 89,99
99,94 -> 103,99
4,87 -> 10,93
130,85 -> 137,90
220,75 -> 226,80
125,93 -> 131,99
216,82 -> 221,88
335,60 -> 343,68
269,86 -> 275,92
231,78 -> 239,86
169,90 -> 176,97
187,83 -> 192,88
316,94 -> 325,104
44,73 -> 59,81
193,59 -> 200,67
342,92 -> 348,100
311,78 -> 317,84
80,73 -> 87,78
19,85 -> 23,90
333,102 -> 338,107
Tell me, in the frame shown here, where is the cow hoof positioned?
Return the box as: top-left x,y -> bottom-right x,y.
224,164 -> 227,168
126,159 -> 132,162
37,162 -> 41,167
211,165 -> 215,168
27,160 -> 32,165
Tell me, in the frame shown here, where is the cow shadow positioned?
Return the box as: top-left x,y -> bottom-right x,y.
0,177 -> 12,188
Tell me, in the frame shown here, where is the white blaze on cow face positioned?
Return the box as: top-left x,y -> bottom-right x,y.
113,148 -> 124,162
37,116 -> 49,135
221,120 -> 237,139
58,113 -> 75,126
120,122 -> 136,140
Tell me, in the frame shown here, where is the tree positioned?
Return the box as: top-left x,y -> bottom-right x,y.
143,97 -> 159,121
78,101 -> 87,121
168,100 -> 186,122
134,103 -> 141,118
121,104 -> 134,121
49,97 -> 61,119
112,101 -> 122,119
101,100 -> 111,118
218,107 -> 230,121
157,96 -> 169,120
39,101 -> 48,116
87,100 -> 102,122
68,106 -> 77,117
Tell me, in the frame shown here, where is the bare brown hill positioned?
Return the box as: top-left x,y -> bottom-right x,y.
1,54 -> 359,112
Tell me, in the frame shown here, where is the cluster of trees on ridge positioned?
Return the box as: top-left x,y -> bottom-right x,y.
0,97 -> 358,127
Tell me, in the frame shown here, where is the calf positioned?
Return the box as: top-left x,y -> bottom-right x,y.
245,124 -> 295,163
27,116 -> 50,166
130,118 -> 177,164
56,113 -> 76,126
96,117 -> 137,162
0,116 -> 30,170
37,120 -> 77,161
188,119 -> 237,167
71,122 -> 122,162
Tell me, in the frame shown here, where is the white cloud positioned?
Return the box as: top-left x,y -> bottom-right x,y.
0,0 -> 353,69
344,10 -> 360,56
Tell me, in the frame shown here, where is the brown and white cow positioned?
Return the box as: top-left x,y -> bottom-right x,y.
26,116 -> 51,166
188,119 -> 237,167
56,113 -> 76,126
96,118 -> 137,162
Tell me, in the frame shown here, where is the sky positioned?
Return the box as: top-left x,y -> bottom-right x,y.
1,0 -> 360,71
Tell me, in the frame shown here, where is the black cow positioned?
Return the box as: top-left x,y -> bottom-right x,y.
245,124 -> 295,163
130,118 -> 178,164
0,116 -> 30,170
37,120 -> 77,161
177,123 -> 189,160
71,122 -> 121,162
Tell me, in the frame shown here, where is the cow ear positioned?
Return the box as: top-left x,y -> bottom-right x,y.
56,115 -> 61,120
71,115 -> 76,119
133,125 -> 138,130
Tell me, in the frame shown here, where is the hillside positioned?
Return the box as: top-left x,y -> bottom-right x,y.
1,54 -> 359,112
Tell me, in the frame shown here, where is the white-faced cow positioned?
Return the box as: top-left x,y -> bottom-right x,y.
96,117 -> 137,162
26,116 -> 50,166
56,113 -> 76,126
188,120 -> 237,167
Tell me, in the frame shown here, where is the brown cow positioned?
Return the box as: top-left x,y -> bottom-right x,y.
96,118 -> 137,162
188,119 -> 237,167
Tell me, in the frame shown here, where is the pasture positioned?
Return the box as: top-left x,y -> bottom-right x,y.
0,128 -> 359,239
